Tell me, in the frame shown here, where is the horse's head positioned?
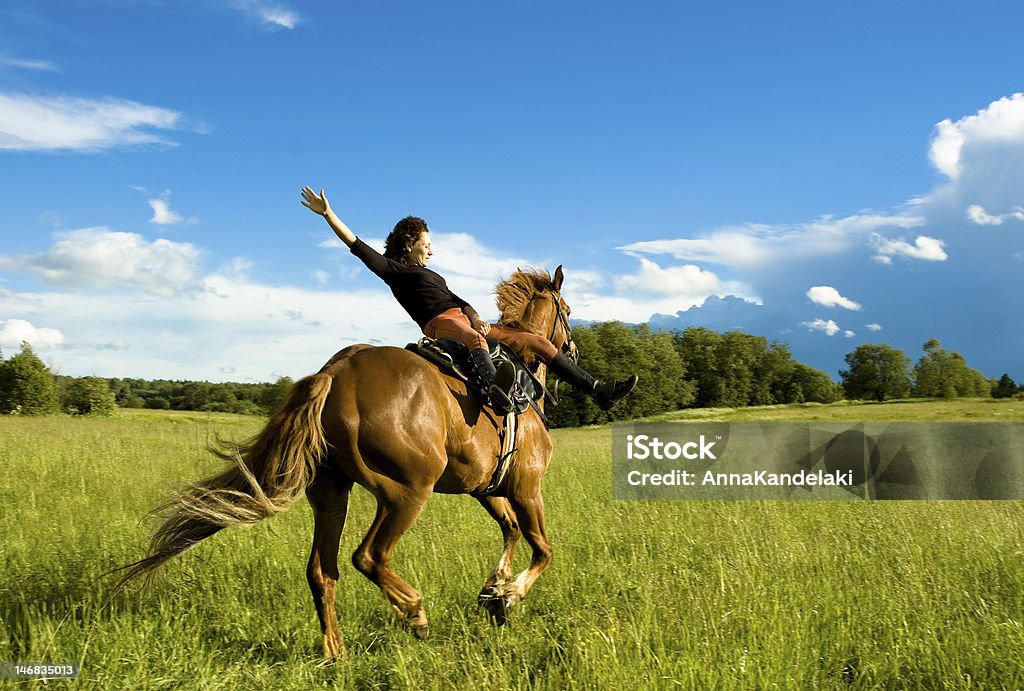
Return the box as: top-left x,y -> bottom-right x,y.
495,265 -> 578,364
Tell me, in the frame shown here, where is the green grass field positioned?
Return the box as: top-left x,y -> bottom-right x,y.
2,400 -> 1023,689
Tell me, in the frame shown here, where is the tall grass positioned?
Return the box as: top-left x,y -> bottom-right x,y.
1,401 -> 1022,689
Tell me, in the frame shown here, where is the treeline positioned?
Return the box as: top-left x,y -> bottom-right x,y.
107,377 -> 294,415
0,343 -> 293,417
545,324 -> 842,428
839,338 -> 1023,402
3,330 -> 1022,423
545,327 -> 1023,427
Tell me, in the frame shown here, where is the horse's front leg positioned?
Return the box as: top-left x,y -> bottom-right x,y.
484,492 -> 552,618
475,495 -> 521,624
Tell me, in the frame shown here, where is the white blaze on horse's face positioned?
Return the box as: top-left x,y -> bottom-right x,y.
407,231 -> 433,267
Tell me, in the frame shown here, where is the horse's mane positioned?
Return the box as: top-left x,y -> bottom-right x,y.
495,268 -> 555,330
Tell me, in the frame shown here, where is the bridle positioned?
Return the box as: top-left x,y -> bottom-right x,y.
507,281 -> 578,363
547,290 -> 579,363
504,279 -> 578,408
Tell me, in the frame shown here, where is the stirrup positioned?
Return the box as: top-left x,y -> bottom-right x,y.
489,361 -> 516,415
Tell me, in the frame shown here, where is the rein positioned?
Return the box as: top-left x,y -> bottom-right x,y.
501,280 -> 578,408
548,291 -> 578,362
505,282 -> 578,363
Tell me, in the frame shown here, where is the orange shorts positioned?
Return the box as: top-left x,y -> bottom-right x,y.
423,308 -> 487,351
423,308 -> 558,363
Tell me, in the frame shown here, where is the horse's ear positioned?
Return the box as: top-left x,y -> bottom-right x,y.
553,265 -> 564,291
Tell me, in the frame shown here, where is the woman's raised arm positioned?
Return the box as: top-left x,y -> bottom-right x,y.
301,186 -> 357,247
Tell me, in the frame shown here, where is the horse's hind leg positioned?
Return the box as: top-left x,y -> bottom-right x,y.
475,495 -> 521,624
352,487 -> 432,638
306,470 -> 354,659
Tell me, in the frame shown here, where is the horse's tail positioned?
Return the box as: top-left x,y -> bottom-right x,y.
114,372 -> 334,590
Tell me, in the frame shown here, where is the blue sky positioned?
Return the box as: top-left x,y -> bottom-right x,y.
1,1 -> 1022,383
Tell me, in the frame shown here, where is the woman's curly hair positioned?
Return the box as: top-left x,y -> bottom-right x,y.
384,216 -> 428,262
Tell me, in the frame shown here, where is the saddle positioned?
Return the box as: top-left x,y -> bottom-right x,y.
405,337 -> 546,417
405,337 -> 550,497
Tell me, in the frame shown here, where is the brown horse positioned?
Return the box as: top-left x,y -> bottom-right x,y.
117,266 -> 576,658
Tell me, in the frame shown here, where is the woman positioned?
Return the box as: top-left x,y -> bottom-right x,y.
300,186 -> 637,414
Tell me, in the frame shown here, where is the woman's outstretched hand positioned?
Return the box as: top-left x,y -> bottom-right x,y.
302,186 -> 357,246
300,186 -> 330,216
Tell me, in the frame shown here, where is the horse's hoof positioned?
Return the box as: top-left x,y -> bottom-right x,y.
321,633 -> 345,661
478,589 -> 512,625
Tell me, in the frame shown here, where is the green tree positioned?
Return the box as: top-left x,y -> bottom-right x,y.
992,373 -> 1018,399
547,324 -> 605,427
0,342 -> 60,415
965,369 -> 992,397
545,322 -> 696,427
145,396 -> 171,410
63,376 -> 118,416
840,344 -> 911,401
785,363 -> 843,404
912,339 -> 991,398
673,328 -> 802,408
717,331 -> 758,407
673,327 -> 724,407
756,341 -> 795,406
178,381 -> 214,410
640,328 -> 696,414
260,376 -> 295,415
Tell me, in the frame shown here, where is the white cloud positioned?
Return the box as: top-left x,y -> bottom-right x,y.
801,319 -> 841,336
430,232 -> 541,288
0,276 -> 418,381
930,119 -> 966,182
563,260 -> 758,324
871,234 -> 948,264
0,319 -> 64,349
0,92 -> 185,152
0,228 -> 202,297
149,198 -> 184,225
614,258 -> 747,297
966,204 -> 1024,226
318,237 -> 347,250
147,193 -> 196,226
806,286 -> 862,311
865,323 -> 882,331
844,330 -> 855,338
620,213 -> 924,270
229,0 -> 300,29
312,270 -> 330,285
0,55 -> 59,72
929,93 -> 1024,181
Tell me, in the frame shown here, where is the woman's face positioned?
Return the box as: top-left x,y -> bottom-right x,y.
407,231 -> 433,267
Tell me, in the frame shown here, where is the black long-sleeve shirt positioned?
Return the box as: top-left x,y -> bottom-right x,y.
349,238 -> 471,329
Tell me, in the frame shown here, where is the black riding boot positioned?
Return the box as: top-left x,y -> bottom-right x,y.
549,353 -> 639,411
467,348 -> 516,416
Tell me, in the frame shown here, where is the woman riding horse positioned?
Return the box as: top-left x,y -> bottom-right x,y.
114,193 -> 638,658
118,260 -> 601,654
300,186 -> 638,412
